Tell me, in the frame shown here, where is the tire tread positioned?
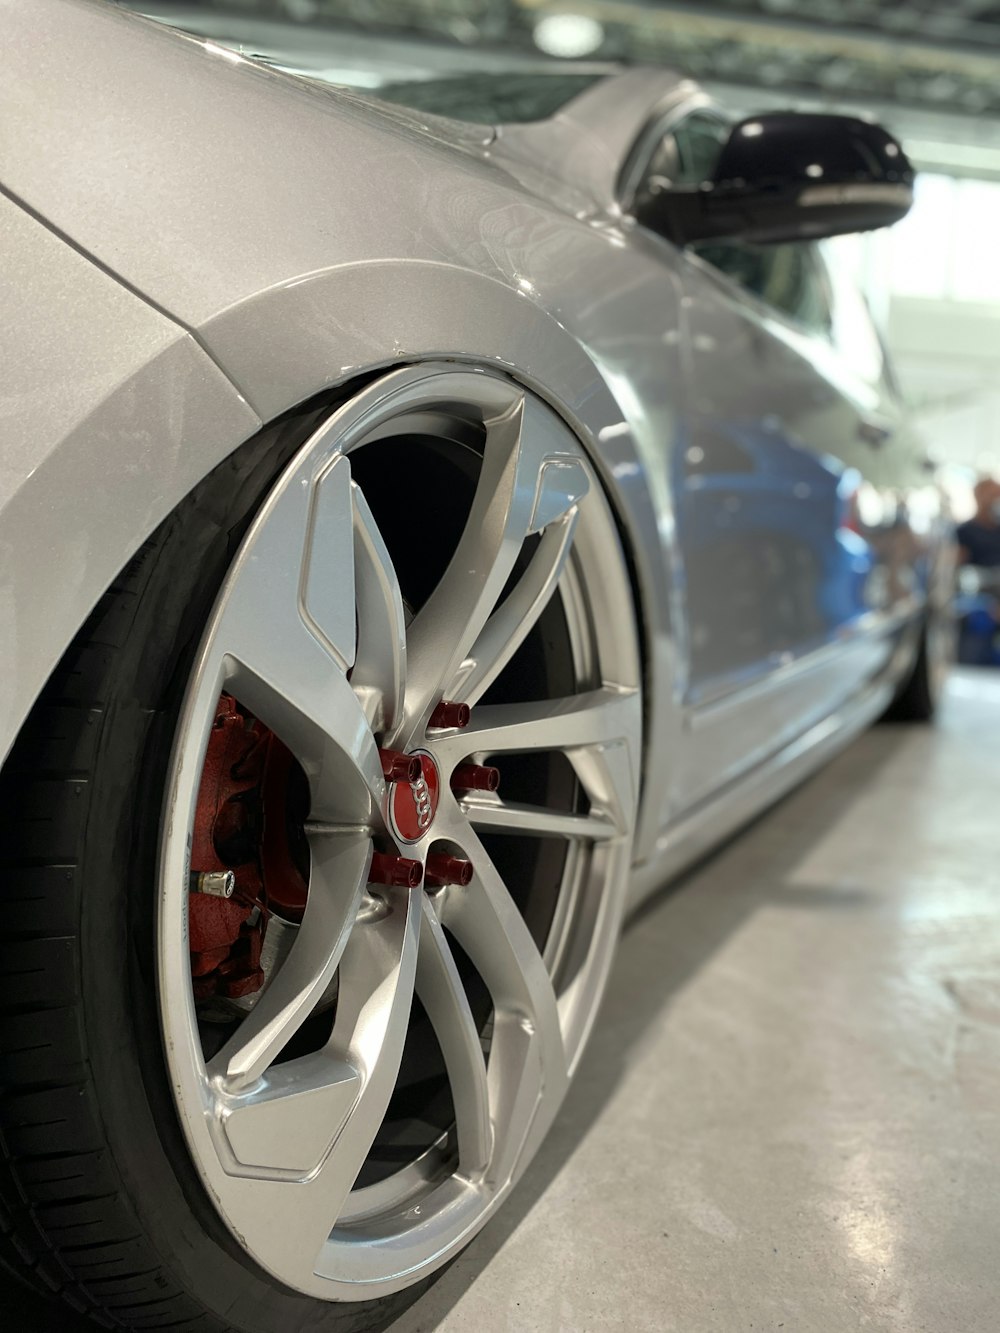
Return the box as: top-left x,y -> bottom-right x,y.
0,545 -> 230,1331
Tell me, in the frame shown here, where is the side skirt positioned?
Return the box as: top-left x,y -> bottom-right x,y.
626,676 -> 895,910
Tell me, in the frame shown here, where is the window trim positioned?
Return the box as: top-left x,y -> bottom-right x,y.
683,242 -> 837,345
692,237 -> 836,341
616,92 -> 724,213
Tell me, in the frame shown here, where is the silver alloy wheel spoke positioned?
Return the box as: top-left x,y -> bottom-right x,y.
401,395 -> 589,739
226,649 -> 382,826
209,834 -> 373,1092
219,884 -> 421,1271
454,511 -> 578,708
415,897 -> 492,1175
220,1051 -> 360,1179
438,686 -> 641,836
438,824 -> 568,1166
462,798 -> 617,841
351,482 -> 407,732
204,457 -> 384,825
441,687 -> 639,759
313,883 -> 422,1216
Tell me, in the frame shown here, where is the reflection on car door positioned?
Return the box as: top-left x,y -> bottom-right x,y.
673,242 -> 897,808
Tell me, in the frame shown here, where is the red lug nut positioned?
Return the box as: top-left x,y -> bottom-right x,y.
369,852 -> 423,888
450,763 -> 500,794
379,748 -> 421,784
429,700 -> 471,730
424,853 -> 474,888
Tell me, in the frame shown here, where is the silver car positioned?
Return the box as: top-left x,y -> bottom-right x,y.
0,2 -> 950,1329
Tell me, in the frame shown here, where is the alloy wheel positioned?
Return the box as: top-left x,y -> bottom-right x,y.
158,366 -> 642,1301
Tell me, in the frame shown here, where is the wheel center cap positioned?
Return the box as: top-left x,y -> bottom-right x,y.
389,751 -> 440,843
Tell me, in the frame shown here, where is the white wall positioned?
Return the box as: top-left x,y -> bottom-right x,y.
887,297 -> 1000,477
830,175 -> 1000,493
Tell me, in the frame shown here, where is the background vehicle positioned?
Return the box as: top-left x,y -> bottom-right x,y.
0,1 -> 949,1329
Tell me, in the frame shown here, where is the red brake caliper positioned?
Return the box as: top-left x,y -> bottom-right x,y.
188,694 -> 309,1000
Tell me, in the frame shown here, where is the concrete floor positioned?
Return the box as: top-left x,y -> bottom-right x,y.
5,670 -> 999,1332
389,669 -> 1000,1333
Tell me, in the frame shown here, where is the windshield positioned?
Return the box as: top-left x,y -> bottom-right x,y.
127,3 -> 609,124
373,72 -> 606,124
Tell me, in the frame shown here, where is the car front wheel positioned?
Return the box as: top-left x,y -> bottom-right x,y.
0,366 -> 642,1330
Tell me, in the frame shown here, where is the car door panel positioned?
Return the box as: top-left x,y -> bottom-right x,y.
673,256 -> 896,807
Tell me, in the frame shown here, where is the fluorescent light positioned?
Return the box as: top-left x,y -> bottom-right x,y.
533,14 -> 604,59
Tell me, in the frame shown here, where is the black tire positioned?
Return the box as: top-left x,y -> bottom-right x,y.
0,407 -> 430,1332
883,620 -> 938,723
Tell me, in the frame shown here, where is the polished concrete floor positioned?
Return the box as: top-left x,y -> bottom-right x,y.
389,669 -> 1000,1333
4,672 -> 999,1332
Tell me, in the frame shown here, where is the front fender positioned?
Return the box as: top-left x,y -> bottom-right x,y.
0,194 -> 259,764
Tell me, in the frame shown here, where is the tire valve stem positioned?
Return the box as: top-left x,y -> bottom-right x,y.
369,852 -> 423,888
190,870 -> 235,899
429,700 -> 471,729
424,854 -> 474,889
450,763 -> 500,794
379,749 -> 422,783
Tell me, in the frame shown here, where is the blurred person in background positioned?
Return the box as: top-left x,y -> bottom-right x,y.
956,477 -> 1000,665
957,477 -> 1000,568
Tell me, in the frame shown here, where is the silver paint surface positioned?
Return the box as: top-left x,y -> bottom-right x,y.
0,0 -> 943,884
0,189 -> 261,753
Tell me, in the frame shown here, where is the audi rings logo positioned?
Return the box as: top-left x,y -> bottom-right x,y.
412,773 -> 433,831
390,751 -> 441,842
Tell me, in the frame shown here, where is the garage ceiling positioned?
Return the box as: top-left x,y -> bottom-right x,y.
134,3 -> 1000,124
511,1 -> 1000,118
180,1 -> 1000,118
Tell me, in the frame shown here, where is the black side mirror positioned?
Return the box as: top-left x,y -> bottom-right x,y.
637,112 -> 914,246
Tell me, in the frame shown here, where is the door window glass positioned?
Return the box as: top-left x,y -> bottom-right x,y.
695,240 -> 835,336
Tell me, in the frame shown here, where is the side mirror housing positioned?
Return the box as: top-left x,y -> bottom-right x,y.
637,112 -> 914,246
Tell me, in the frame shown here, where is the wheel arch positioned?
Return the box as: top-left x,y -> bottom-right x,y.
200,258 -> 676,863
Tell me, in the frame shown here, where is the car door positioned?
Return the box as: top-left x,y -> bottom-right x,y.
629,107 -> 898,808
